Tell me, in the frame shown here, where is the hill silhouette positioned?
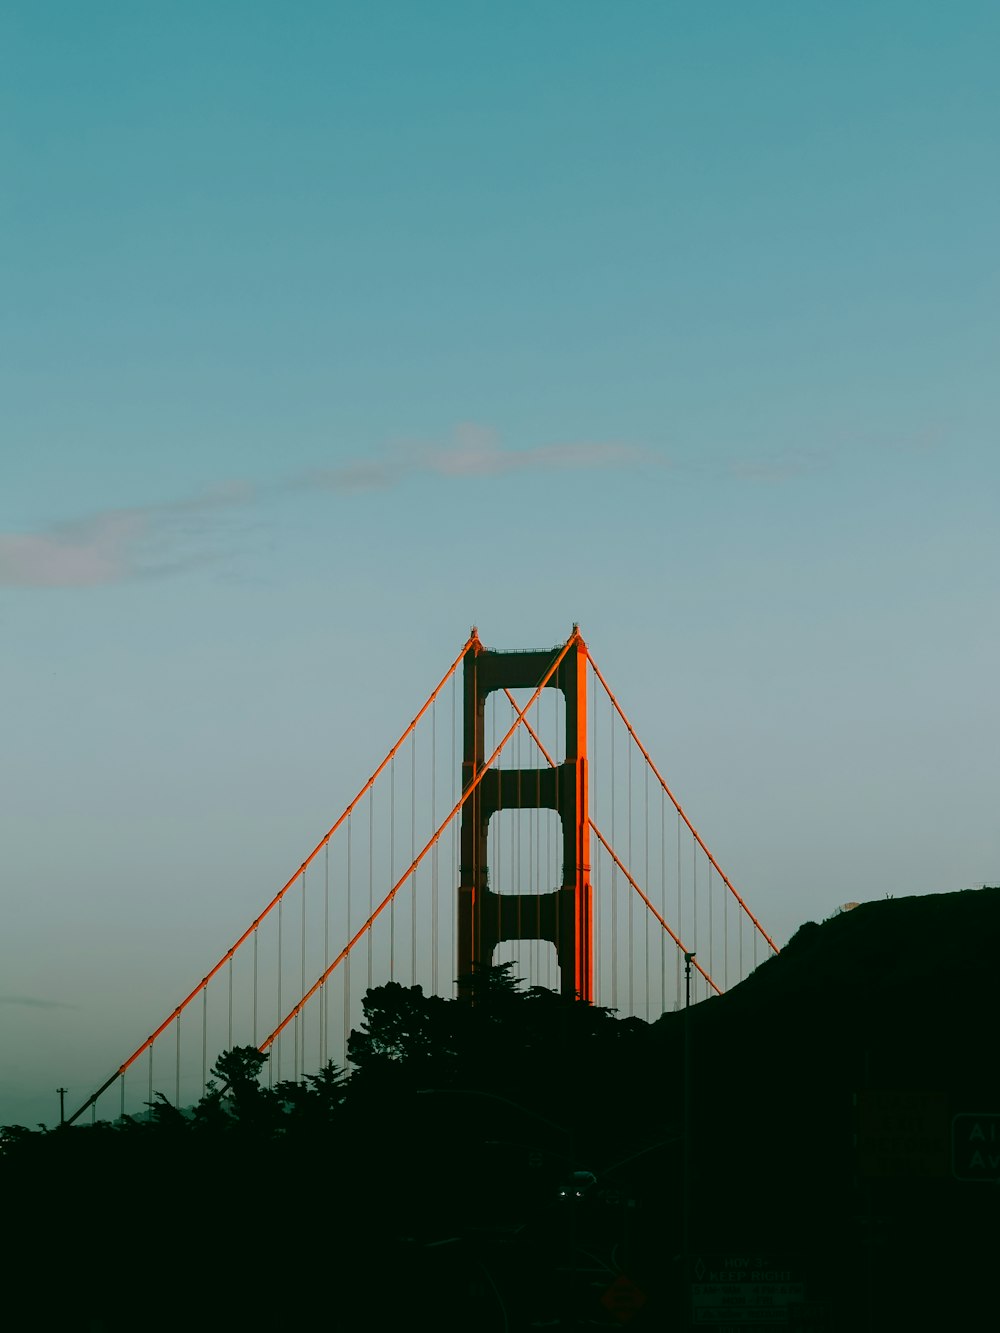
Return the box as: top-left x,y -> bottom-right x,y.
651,886 -> 1000,1329
2,887 -> 997,1329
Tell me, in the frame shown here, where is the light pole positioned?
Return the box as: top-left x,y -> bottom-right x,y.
683,952 -> 696,1331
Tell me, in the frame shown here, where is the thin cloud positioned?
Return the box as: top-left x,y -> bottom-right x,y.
0,512 -> 146,588
425,424 -> 645,478
0,484 -> 257,589
0,996 -> 76,1010
1,423 -> 647,588
304,423 -> 648,491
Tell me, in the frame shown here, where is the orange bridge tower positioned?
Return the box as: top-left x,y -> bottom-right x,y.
458,628 -> 593,1001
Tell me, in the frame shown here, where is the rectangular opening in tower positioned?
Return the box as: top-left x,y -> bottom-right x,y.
488,808 -> 563,896
493,939 -> 560,994
484,686 -> 566,769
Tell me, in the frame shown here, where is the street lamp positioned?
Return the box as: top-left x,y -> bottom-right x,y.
683,952 -> 696,1332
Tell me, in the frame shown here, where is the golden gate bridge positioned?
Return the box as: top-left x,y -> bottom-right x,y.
67,626 -> 778,1125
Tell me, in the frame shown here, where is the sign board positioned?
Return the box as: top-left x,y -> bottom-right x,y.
952,1112 -> 1000,1181
855,1089 -> 948,1177
691,1255 -> 805,1327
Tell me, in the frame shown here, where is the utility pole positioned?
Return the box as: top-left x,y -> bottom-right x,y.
57,1087 -> 67,1125
682,952 -> 696,1331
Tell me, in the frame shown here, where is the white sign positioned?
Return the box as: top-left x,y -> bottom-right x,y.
691,1256 -> 805,1328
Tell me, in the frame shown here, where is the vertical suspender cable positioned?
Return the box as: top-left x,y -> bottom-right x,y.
228,955 -> 233,1051
411,724 -> 417,986
175,1014 -> 180,1108
277,897 -> 283,1081
739,909 -> 744,981
120,1072 -> 125,1122
677,810 -> 688,1002
662,787 -> 667,1014
253,927 -> 259,1046
644,760 -> 650,1022
299,869 -> 306,1080
451,670 -> 457,997
389,756 -> 395,980
202,987 -> 207,1092
432,697 -> 438,996
724,868 -> 729,990
345,813 -> 352,1055
367,788 -> 374,987
708,862 -> 714,991
629,735 -> 637,1013
323,842 -> 330,1067
610,695 -> 617,1009
148,1045 -> 153,1112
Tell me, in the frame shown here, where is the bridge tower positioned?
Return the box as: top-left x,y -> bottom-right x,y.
458,628 -> 593,1000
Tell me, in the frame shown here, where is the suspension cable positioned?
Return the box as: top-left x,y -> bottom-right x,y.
65,634 -> 476,1126
507,680 -> 719,1004
588,651 -> 779,954
258,633 -> 581,1053
590,821 -> 721,995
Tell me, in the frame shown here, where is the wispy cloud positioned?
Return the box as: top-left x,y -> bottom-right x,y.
424,422 -> 644,478
305,422 -> 646,491
0,480 -> 259,589
0,512 -> 146,588
1,423 -> 648,588
0,996 -> 75,1010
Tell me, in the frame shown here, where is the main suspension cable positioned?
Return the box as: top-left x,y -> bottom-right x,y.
588,651 -> 778,955
65,634 -> 476,1127
259,633 -> 581,1054
590,821 -> 721,996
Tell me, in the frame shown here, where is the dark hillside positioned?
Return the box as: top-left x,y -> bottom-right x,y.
689,885 -> 1000,1094
3,889 -> 998,1330
647,887 -> 1000,1327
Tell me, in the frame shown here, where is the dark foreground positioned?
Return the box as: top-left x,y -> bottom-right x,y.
4,888 -> 998,1331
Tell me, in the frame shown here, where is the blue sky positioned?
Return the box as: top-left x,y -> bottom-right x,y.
2,2 -> 998,1126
